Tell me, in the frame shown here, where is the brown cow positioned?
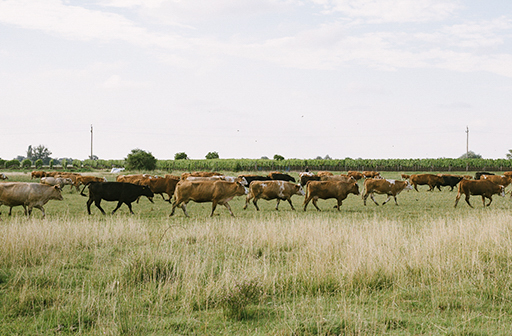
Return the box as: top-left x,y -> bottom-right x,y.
362,178 -> 413,206
243,180 -> 304,211
0,182 -> 63,218
363,171 -> 381,178
116,174 -> 153,184
480,174 -> 512,188
454,179 -> 505,208
147,175 -> 181,202
400,173 -> 410,180
409,174 -> 444,192
320,175 -> 356,182
0,173 -> 8,180
317,171 -> 334,177
31,171 -> 46,179
347,171 -> 364,180
170,180 -> 248,217
303,180 -> 360,211
55,172 -> 82,191
299,172 -> 320,187
504,171 -> 512,178
76,175 -> 107,186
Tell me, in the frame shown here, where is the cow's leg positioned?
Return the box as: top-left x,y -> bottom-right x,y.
86,197 -> 94,214
125,202 -> 135,214
335,199 -> 342,211
253,198 -> 260,211
464,195 -> 473,208
181,203 -> 189,217
33,205 -> 46,218
485,196 -> 492,207
210,201 -> 218,217
370,193 -> 379,206
170,201 -> 179,216
223,202 -> 235,217
312,198 -> 321,211
94,200 -> 107,215
286,198 -> 295,211
303,196 -> 312,211
454,192 -> 462,208
382,195 -> 392,205
392,195 -> 399,205
413,183 -> 419,192
275,199 -> 281,211
243,194 -> 252,210
111,201 -> 124,214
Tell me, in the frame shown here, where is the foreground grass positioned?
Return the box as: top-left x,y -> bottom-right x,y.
2,171 -> 512,334
2,210 -> 512,335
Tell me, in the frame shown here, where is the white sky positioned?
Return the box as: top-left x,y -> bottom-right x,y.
1,0 -> 511,160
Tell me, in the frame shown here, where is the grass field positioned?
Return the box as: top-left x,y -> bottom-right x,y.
1,171 -> 512,335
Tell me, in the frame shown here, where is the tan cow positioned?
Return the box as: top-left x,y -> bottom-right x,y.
303,180 -> 360,211
243,180 -> 304,211
147,175 -> 181,202
40,176 -> 74,189
170,180 -> 248,217
0,182 -> 63,218
480,174 -> 512,188
347,171 -> 364,180
362,178 -> 413,206
55,172 -> 82,191
320,175 -> 356,183
504,171 -> 512,178
363,171 -> 381,178
317,171 -> 334,177
454,179 -> 505,208
400,173 -> 410,180
409,174 -> 444,192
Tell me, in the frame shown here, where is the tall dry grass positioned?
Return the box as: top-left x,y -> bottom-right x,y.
2,210 -> 512,333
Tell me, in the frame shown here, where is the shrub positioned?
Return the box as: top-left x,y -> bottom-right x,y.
274,154 -> 285,161
21,159 -> 32,169
5,159 -> 20,169
126,149 -> 157,171
72,159 -> 82,169
0,159 -> 5,169
49,159 -> 54,169
61,159 -> 68,170
35,159 -> 43,169
174,152 -> 188,160
218,278 -> 263,320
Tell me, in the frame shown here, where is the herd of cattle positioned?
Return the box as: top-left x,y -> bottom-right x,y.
0,169 -> 511,219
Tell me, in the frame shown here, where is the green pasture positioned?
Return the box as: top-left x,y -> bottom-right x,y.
1,171 -> 512,335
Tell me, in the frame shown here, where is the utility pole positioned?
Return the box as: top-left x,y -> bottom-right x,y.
90,124 -> 93,160
466,126 -> 469,171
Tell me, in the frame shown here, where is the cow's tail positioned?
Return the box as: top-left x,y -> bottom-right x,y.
80,184 -> 89,197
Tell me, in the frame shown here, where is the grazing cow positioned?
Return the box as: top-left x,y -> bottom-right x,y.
303,180 -> 359,211
40,177 -> 74,189
454,179 -> 505,208
170,180 -> 247,217
31,171 -> 46,179
268,172 -> 296,183
475,172 -> 494,180
0,182 -> 63,218
181,172 -> 224,180
147,175 -> 181,202
347,171 -> 364,180
400,173 -> 410,180
0,173 -> 8,180
76,175 -> 107,186
409,174 -> 444,191
298,172 -> 321,187
81,182 -> 154,215
436,174 -> 464,191
243,181 -> 304,211
317,171 -> 333,177
362,179 -> 413,206
238,174 -> 271,186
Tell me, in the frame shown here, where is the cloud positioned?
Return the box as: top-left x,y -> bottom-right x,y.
101,75 -> 149,89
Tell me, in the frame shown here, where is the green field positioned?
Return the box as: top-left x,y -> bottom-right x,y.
2,171 -> 512,335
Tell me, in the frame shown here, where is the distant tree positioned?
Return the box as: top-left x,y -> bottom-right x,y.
61,159 -> 68,170
22,159 -> 32,169
89,154 -> 99,160
315,156 -> 323,160
261,156 -> 269,160
0,159 -> 5,169
324,154 -> 332,160
205,151 -> 219,160
174,152 -> 188,160
507,149 -> 512,160
126,149 -> 157,170
72,159 -> 82,169
35,159 -> 44,169
273,154 -> 285,161
458,151 -> 482,159
49,159 -> 54,169
30,145 -> 52,165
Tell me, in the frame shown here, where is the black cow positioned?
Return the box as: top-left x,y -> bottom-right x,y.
437,175 -> 464,191
81,182 -> 154,215
475,172 -> 494,180
238,174 -> 271,186
299,173 -> 321,187
268,172 -> 296,183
